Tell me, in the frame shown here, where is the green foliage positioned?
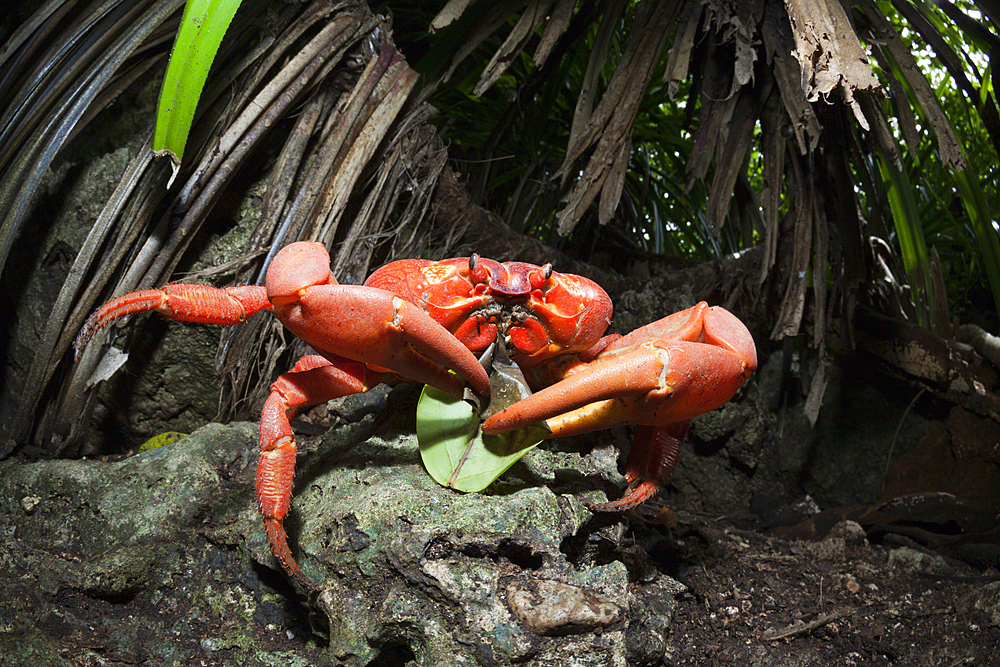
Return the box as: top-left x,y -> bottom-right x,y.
876,148 -> 934,327
416,385 -> 548,493
954,165 -> 1000,319
154,0 -> 242,169
874,0 -> 1000,321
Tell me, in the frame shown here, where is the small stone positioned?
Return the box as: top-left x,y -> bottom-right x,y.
957,581 -> 1000,627
21,496 -> 41,514
505,579 -> 622,635
827,520 -> 868,547
887,546 -> 955,576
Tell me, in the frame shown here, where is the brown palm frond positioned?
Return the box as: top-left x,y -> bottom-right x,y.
4,0 -> 997,456
0,0 -> 184,276
2,2 -> 453,455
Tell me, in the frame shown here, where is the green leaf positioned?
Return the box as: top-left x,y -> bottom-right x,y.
154,0 -> 243,171
953,167 -> 1000,318
877,147 -> 933,328
416,385 -> 549,493
138,430 -> 188,451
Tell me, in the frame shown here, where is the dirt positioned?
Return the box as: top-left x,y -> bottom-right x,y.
643,509 -> 1000,666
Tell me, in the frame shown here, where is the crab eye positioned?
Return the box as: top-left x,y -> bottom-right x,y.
468,253 -> 490,284
529,263 -> 553,290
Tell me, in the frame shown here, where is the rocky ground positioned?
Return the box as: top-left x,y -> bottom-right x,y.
2,384 -> 998,666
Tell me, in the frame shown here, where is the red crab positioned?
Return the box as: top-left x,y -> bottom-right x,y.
75,242 -> 756,590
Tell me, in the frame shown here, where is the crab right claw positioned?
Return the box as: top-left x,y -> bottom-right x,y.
481,302 -> 756,510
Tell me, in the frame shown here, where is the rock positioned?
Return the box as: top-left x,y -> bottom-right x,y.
295,396 -> 637,664
887,546 -> 957,576
957,581 -> 1000,627
505,579 -> 623,635
884,405 -> 1000,513
792,520 -> 870,561
0,390 -> 685,666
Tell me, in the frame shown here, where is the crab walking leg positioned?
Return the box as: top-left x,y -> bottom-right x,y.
73,284 -> 271,357
256,355 -> 373,590
587,421 -> 689,511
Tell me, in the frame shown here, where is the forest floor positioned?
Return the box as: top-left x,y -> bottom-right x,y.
16,503 -> 998,666
3,390 -> 999,666
657,509 -> 1000,666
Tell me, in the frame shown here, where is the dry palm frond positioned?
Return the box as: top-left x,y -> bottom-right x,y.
760,1 -> 821,154
556,0 -> 677,234
784,0 -> 883,130
563,0 -> 626,176
431,0 -> 478,32
3,1 -> 454,456
771,152 -> 813,340
859,0 -> 963,169
533,0 -> 575,67
890,0 -> 1000,158
422,0 -> 526,97
0,0 -> 184,276
473,0 -> 554,96
663,0 -> 701,97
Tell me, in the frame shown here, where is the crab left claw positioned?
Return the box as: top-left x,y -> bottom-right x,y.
482,302 -> 757,510
75,242 -> 491,590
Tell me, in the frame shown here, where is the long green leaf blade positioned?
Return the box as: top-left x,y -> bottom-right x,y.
154,0 -> 242,167
954,167 -> 1000,318
877,149 -> 933,327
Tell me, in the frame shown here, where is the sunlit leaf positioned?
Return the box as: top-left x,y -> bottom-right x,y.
877,146 -> 933,328
953,166 -> 1000,318
138,431 -> 188,452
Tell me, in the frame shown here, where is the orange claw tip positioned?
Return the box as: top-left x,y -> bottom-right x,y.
586,479 -> 660,512
264,517 -> 319,592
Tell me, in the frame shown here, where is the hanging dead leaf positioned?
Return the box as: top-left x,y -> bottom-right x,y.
784,0 -> 883,130
474,0 -> 555,96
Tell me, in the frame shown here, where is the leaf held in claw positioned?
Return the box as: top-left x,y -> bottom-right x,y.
417,344 -> 549,493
